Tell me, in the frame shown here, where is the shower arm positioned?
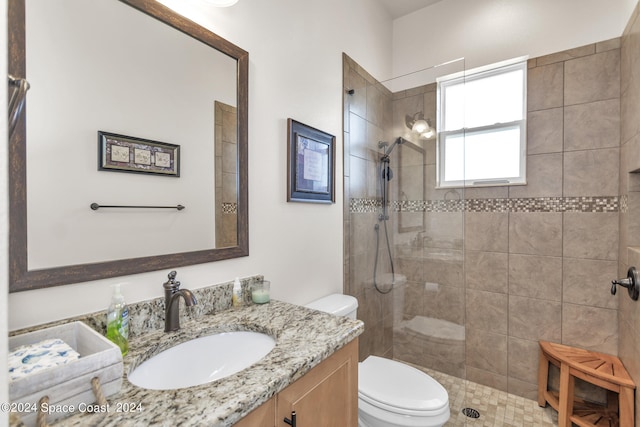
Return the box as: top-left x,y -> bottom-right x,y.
8,75 -> 30,138
382,137 -> 407,158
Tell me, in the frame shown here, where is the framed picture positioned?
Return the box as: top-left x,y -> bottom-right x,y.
98,131 -> 180,177
287,119 -> 335,203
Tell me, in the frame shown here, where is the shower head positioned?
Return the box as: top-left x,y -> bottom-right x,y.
382,137 -> 406,158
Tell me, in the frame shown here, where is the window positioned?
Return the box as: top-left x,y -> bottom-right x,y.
437,58 -> 527,188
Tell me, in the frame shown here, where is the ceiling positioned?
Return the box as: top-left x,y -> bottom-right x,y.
375,0 -> 445,19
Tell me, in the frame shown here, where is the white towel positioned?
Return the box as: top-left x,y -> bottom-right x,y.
9,338 -> 80,381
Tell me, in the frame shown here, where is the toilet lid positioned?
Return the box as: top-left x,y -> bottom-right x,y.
359,356 -> 448,413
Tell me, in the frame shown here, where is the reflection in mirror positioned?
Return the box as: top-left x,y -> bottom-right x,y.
214,101 -> 238,248
397,141 -> 425,233
8,0 -> 248,291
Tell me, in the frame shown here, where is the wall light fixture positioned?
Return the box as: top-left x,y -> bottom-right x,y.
405,112 -> 435,140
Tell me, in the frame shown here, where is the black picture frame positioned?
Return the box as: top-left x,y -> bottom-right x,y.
98,131 -> 180,177
287,119 -> 335,203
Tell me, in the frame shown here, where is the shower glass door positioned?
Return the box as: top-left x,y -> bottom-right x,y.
343,55 -> 473,425
384,59 -> 470,426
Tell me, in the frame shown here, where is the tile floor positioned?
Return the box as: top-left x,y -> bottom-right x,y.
412,364 -> 559,426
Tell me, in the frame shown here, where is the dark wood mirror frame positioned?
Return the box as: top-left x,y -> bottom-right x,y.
8,0 -> 249,292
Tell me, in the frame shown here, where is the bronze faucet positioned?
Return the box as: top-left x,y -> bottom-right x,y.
163,271 -> 197,332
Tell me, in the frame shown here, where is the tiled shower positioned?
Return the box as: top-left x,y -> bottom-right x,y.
343,26 -> 640,413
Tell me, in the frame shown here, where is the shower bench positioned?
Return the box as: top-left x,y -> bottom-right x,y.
538,340 -> 636,427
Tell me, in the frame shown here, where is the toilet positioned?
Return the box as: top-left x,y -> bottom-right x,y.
305,294 -> 450,427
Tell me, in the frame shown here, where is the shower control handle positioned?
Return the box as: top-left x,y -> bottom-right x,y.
611,266 -> 639,301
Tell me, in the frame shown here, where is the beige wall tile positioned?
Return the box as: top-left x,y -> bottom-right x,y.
596,38 -> 621,53
466,366 -> 508,393
349,112 -> 368,160
621,24 -> 640,143
423,139 -> 436,165
564,99 -> 620,151
366,121 -> 384,161
509,212 -> 563,256
351,212 -> 378,255
563,212 -> 619,260
618,318 -> 640,402
402,281 -> 424,319
465,250 -> 508,293
464,185 -> 508,200
564,49 -> 620,106
625,248 -> 640,330
535,44 -> 595,67
628,192 -> 640,247
351,156 -> 379,199
393,330 -> 423,366
422,284 -> 465,325
396,257 -> 424,283
508,153 -> 563,198
626,133 -> 640,173
465,212 -> 509,252
507,377 -> 539,401
508,254 -> 562,301
527,108 -> 563,154
424,211 -> 464,250
343,132 -> 350,176
507,337 -> 540,384
392,94 -> 422,141
422,259 -> 464,290
527,62 -> 564,111
466,328 -> 508,376
509,296 -> 562,341
562,303 -> 618,354
563,258 -> 618,309
355,286 -> 388,360
563,148 -> 619,196
466,289 -> 507,334
619,210 -> 628,266
422,91 -> 437,130
347,67 -> 367,118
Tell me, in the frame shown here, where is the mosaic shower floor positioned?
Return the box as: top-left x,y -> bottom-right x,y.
408,363 -> 559,426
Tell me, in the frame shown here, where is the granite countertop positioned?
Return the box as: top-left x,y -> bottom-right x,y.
50,300 -> 363,427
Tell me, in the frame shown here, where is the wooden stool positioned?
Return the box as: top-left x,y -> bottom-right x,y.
538,341 -> 636,427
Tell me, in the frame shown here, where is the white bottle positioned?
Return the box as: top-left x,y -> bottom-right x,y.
232,277 -> 242,307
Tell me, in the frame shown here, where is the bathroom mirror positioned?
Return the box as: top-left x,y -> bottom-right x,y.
8,0 -> 249,292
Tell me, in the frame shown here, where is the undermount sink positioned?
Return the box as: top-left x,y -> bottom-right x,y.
128,331 -> 276,390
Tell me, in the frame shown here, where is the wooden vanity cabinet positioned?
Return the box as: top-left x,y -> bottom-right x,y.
234,398 -> 276,427
234,338 -> 358,427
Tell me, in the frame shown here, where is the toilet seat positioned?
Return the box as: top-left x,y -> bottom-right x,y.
359,356 -> 449,416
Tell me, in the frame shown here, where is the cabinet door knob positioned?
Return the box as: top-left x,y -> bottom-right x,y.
283,411 -> 296,426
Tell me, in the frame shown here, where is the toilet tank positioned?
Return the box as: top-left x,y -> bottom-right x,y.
305,293 -> 358,319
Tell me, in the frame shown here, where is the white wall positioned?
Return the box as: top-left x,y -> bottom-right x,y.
7,0 -> 392,330
392,0 -> 638,79
1,0 -> 8,420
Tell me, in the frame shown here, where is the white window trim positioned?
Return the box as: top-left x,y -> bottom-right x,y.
436,58 -> 528,188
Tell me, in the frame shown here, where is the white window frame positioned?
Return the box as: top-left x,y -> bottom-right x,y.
436,58 -> 527,188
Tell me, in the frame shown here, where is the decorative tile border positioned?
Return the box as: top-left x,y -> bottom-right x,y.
350,196 -> 620,214
221,202 -> 237,214
349,198 -> 381,213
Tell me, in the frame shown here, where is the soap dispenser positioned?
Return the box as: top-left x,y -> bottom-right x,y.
232,277 -> 242,307
106,283 -> 129,356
